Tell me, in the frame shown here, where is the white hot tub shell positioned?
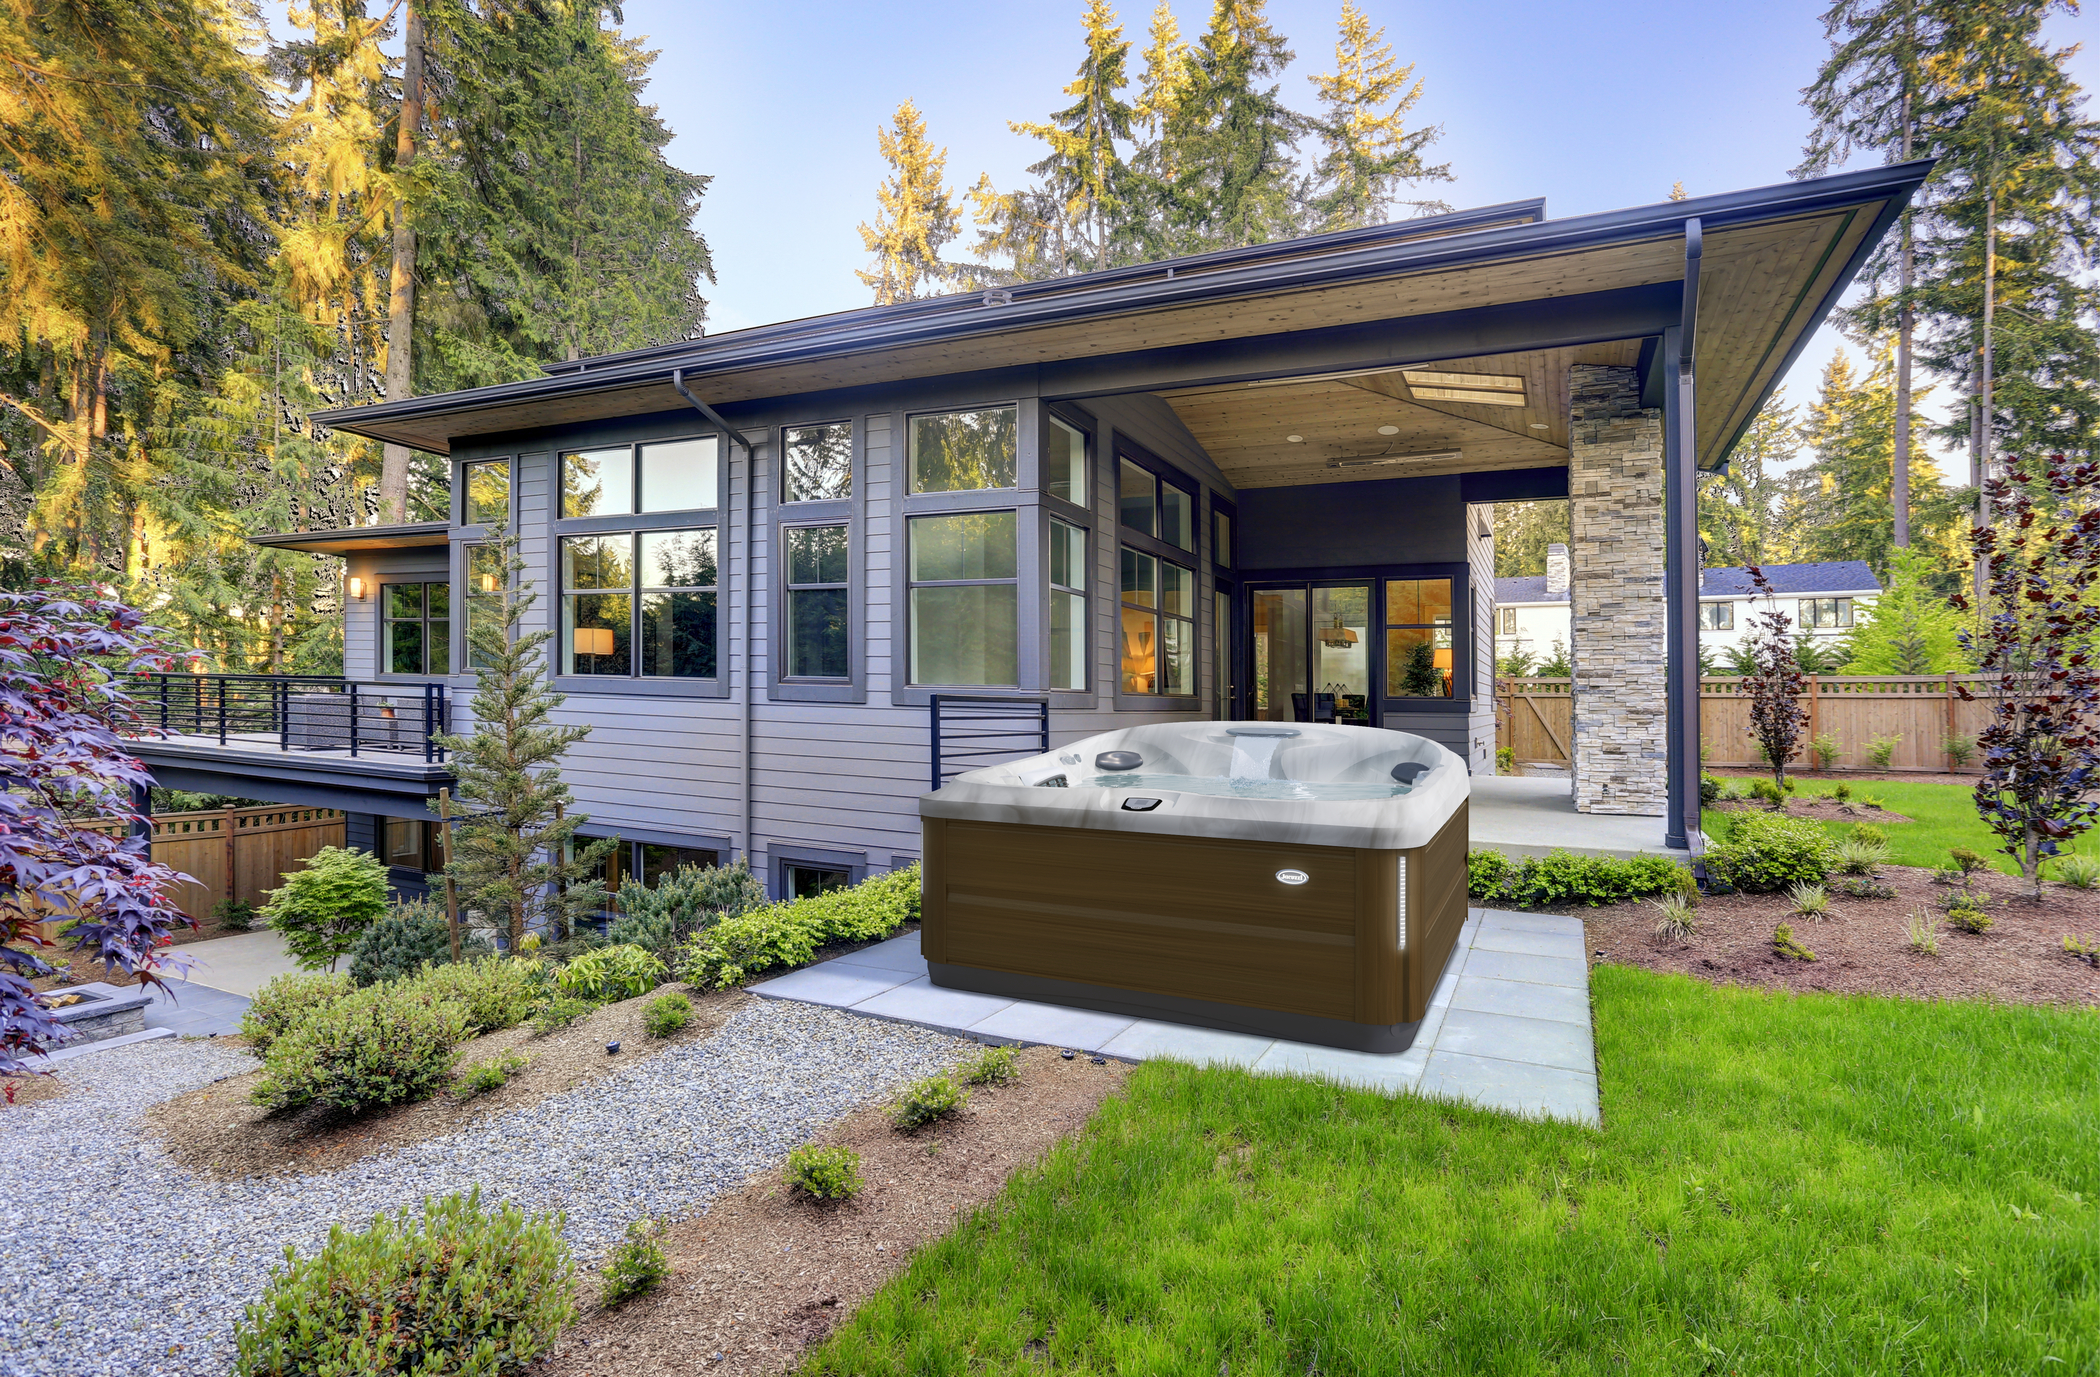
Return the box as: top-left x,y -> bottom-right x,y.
919,722 -> 1471,1052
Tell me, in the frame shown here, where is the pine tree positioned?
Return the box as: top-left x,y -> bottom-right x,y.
1125,0 -> 1196,253
858,100 -> 964,304
437,526 -> 616,951
1840,547 -> 1970,673
1305,1 -> 1450,231
975,0 -> 1136,279
1699,392 -> 1797,569
1156,0 -> 1304,254
379,3 -> 429,524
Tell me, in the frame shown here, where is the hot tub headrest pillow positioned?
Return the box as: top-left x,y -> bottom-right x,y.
1096,750 -> 1143,772
1390,761 -> 1432,784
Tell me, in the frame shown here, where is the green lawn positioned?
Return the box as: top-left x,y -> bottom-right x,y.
1704,776 -> 2090,875
804,969 -> 2098,1376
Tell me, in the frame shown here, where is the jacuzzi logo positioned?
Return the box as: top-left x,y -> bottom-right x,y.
1275,869 -> 1310,885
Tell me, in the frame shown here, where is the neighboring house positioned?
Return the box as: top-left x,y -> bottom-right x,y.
1494,548 -> 1882,665
129,162 -> 1927,877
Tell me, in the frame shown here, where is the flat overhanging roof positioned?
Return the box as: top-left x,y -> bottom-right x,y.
313,162 -> 1929,472
249,523 -> 450,554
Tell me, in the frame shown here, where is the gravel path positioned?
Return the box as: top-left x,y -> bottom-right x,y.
0,1000 -> 967,1377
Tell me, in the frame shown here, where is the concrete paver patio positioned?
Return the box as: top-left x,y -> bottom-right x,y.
750,908 -> 1601,1126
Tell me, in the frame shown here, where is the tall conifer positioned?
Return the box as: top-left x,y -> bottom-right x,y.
857,100 -> 963,304
1158,0 -> 1304,253
1699,393 -> 1799,570
1305,1 -> 1449,231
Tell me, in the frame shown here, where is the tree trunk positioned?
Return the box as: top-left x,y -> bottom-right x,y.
1892,92 -> 1914,549
1975,190 -> 1995,600
379,5 -> 425,525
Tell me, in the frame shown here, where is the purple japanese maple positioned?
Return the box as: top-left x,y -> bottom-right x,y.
0,585 -> 197,1075
1952,455 -> 2100,900
1741,565 -> 1808,790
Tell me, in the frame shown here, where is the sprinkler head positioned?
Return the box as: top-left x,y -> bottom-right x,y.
606,1040 -> 622,1055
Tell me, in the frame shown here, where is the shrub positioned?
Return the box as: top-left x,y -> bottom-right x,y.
785,1143 -> 865,1201
1699,773 -> 1723,806
679,864 -> 922,989
1907,910 -> 1941,955
1946,900 -> 1993,935
1833,876 -> 1897,900
599,1219 -> 669,1307
1930,866 -> 1963,886
556,944 -> 666,1003
2062,933 -> 2099,967
530,996 -> 593,1036
1705,813 -> 1832,894
1855,791 -> 1884,808
891,1073 -> 967,1130
214,898 -> 257,932
232,1187 -> 575,1376
1787,882 -> 1832,920
1865,734 -> 1902,769
960,1043 -> 1021,1086
1772,923 -> 1817,962
1746,777 -> 1787,809
410,957 -> 545,1035
251,983 -> 468,1118
2051,854 -> 2100,890
456,1049 -> 529,1098
346,900 -> 453,988
1465,849 -> 1512,898
642,992 -> 692,1038
1832,782 -> 1853,802
1942,734 -> 1977,769
1496,746 -> 1515,775
1850,823 -> 1887,846
240,972 -> 354,1056
1809,733 -> 1841,769
1949,847 -> 1989,876
1467,849 -> 1690,910
263,846 -> 392,972
608,860 -> 769,962
1651,895 -> 1697,945
1832,839 -> 1889,876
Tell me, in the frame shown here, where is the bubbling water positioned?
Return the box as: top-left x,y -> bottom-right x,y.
1081,773 -> 1408,802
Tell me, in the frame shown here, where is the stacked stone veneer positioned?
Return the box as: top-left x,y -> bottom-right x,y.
1567,364 -> 1667,816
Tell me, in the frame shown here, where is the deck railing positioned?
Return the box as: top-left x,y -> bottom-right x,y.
929,695 -> 1050,790
139,673 -> 451,763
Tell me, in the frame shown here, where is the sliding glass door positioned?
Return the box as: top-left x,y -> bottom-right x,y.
1249,582 -> 1373,725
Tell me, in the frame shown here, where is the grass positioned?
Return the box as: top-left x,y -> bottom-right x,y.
804,968 -> 2098,1375
1704,777 -> 2094,876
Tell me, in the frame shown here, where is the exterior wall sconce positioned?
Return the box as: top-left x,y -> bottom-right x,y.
347,576 -> 367,600
573,627 -> 614,657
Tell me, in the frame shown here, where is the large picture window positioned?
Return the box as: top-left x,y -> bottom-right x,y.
382,582 -> 449,675
783,422 -> 852,502
909,407 -> 1016,494
561,531 -> 717,679
1121,547 -> 1193,695
908,511 -> 1017,686
1386,578 -> 1455,698
785,525 -> 849,679
460,460 -> 510,526
1119,457 -> 1194,552
560,437 -> 719,518
1048,518 -> 1086,691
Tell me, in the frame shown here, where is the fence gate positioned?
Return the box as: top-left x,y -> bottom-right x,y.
929,695 -> 1050,791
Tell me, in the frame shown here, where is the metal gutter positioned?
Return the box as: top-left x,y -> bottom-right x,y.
312,162 -> 1932,442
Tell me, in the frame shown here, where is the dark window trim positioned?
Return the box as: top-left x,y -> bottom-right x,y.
1040,402 -> 1095,519
771,423 -> 867,704
767,842 -> 868,901
899,501 -> 1031,697
574,824 -> 735,855
374,571 -> 452,682
1115,439 -> 1199,560
903,401 -> 1024,498
1209,492 -> 1238,573
1044,510 -> 1091,695
554,526 -> 725,689
455,455 -> 515,530
1238,562 -> 1473,717
557,428 -> 725,521
1114,542 -> 1199,706
779,417 -> 856,506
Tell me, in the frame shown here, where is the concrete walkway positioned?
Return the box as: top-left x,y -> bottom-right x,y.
168,928 -> 302,998
750,910 -> 1600,1126
1470,775 -> 1694,859
143,981 -> 252,1037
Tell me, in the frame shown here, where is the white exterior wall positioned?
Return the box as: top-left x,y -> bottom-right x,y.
1496,592 -> 1881,664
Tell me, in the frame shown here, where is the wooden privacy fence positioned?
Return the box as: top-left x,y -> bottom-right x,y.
66,805 -> 346,924
1497,675 -> 1999,773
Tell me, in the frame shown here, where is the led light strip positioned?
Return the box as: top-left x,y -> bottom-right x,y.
1396,855 -> 1408,951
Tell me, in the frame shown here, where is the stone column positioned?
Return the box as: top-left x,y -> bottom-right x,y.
1567,364 -> 1667,815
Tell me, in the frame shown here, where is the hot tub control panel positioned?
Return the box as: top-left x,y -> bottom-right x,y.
1120,797 -> 1163,812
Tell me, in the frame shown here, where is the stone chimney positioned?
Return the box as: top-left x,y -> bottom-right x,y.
1544,543 -> 1570,599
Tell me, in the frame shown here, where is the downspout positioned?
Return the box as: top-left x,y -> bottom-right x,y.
1667,220 -> 1702,854
672,369 -> 756,872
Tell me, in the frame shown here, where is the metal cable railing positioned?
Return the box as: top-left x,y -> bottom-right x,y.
929,695 -> 1050,791
141,674 -> 450,763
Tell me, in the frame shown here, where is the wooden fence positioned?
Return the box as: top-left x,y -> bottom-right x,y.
1497,675 -> 1997,774
63,804 -> 346,926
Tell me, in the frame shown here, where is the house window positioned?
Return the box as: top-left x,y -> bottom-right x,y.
783,422 -> 852,502
382,582 -> 450,675
561,531 -> 718,678
908,511 -> 1018,685
1213,509 -> 1233,568
1496,605 -> 1517,636
460,460 -> 510,525
785,524 -> 850,679
464,544 -> 507,669
1799,597 -> 1853,629
1121,547 -> 1194,695
1045,416 -> 1087,506
783,863 -> 850,899
1699,601 -> 1735,631
639,843 -> 719,887
1386,578 -> 1455,698
1048,518 -> 1086,691
383,818 -> 443,872
908,406 -> 1016,493
1119,456 -> 1194,553
560,438 -> 718,518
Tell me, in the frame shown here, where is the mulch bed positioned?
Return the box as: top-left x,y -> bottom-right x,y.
1709,768 -> 1980,785
1710,798 -> 1912,825
144,987 -> 744,1179
1584,864 -> 2100,1006
541,1046 -> 1130,1377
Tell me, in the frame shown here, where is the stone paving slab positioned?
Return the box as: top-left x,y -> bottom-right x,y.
144,981 -> 252,1037
750,906 -> 1601,1126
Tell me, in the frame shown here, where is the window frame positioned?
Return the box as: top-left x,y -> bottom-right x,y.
1117,544 -> 1197,699
379,579 -> 451,678
1496,604 -> 1518,636
768,842 -> 868,900
557,528 -> 722,683
780,521 -> 852,684
1699,600 -> 1735,631
456,457 -> 513,529
1112,440 -> 1202,709
1046,515 -> 1088,693
1383,574 -> 1461,705
1798,596 -> 1853,630
1210,495 -> 1237,572
905,507 -> 1023,690
905,403 -> 1021,496
558,433 -> 723,520
780,419 -> 855,505
770,422 -> 865,703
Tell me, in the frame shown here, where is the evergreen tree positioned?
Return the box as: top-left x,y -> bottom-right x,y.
1840,547 -> 1971,672
1700,392 -> 1797,569
437,526 -> 615,951
1489,500 -> 1568,578
1784,353 -> 1899,574
1124,0 -> 1196,258
858,100 -> 964,304
1304,1 -> 1450,231
379,3 -> 430,524
1154,0 -> 1304,254
974,0 -> 1136,279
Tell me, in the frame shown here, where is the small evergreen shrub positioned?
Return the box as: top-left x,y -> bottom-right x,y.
1651,894 -> 1697,944
240,972 -> 353,1056
1865,734 -> 1902,768
1809,733 -> 1841,769
1705,813 -> 1832,893
1942,734 -> 1977,769
1850,823 -> 1887,847
1930,866 -> 1964,886
1949,847 -> 1989,876
530,996 -> 594,1036
679,864 -> 922,989
263,846 -> 392,972
1496,746 -> 1515,775
1832,782 -> 1853,801
960,1043 -> 1021,1086
1746,777 -> 1787,809
556,944 -> 666,1003
214,898 -> 257,932
598,1219 -> 669,1307
1772,923 -> 1817,962
232,1188 -> 575,1376
456,1049 -> 529,1098
890,1073 -> 967,1130
2051,854 -> 2100,890
642,992 -> 692,1038
608,860 -> 769,962
1833,876 -> 1897,900
346,899 -> 453,988
1466,849 -> 1690,909
1699,772 -> 1724,806
1945,899 -> 1993,935
251,984 -> 468,1118
784,1143 -> 865,1201
409,957 -> 545,1035
1907,910 -> 1941,955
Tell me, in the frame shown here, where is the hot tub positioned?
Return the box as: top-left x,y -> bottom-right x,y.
919,722 -> 1469,1052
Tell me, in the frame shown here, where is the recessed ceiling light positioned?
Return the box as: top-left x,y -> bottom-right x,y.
1377,425 -> 1400,436
1287,434 -> 1304,443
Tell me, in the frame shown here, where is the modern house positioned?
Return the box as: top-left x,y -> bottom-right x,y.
131,162 -> 1928,887
1495,548 -> 1882,665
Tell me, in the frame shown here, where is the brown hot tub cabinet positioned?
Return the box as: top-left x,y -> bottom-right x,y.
918,723 -> 1471,1052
